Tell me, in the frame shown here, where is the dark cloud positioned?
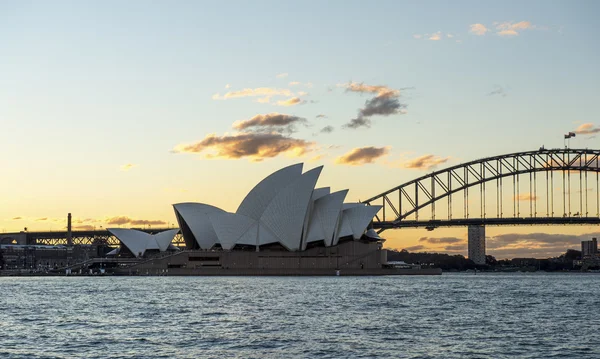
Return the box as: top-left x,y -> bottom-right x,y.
105,216 -> 167,226
343,118 -> 372,129
36,217 -> 48,221
444,244 -> 467,252
403,154 -> 450,170
12,217 -> 22,220
316,114 -> 327,118
232,113 -> 307,134
320,125 -> 334,134
403,245 -> 426,252
335,146 -> 390,166
173,132 -> 314,162
359,95 -> 406,117
341,82 -> 407,130
419,236 -> 463,244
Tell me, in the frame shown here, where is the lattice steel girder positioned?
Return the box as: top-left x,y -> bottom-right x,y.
364,148 -> 600,223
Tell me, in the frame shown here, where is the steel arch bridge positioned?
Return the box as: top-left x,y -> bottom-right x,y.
364,148 -> 600,232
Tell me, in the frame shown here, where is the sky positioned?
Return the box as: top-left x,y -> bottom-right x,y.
1,0 -> 599,258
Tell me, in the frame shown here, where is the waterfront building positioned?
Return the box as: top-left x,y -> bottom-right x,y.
107,228 -> 179,258
173,163 -> 382,252
581,237 -> 598,258
468,225 -> 486,265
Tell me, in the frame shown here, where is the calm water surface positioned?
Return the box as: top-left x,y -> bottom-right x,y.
1,273 -> 599,358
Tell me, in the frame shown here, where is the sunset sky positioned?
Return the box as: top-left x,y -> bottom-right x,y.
2,1 -> 599,258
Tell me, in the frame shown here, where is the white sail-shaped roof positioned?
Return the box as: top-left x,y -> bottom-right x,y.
173,203 -> 225,249
108,228 -> 178,258
154,229 -> 179,251
343,205 -> 382,239
333,211 -> 354,246
311,187 -> 330,201
108,228 -> 149,257
236,163 -> 303,220
260,166 -> 322,251
305,190 -> 348,247
209,212 -> 256,250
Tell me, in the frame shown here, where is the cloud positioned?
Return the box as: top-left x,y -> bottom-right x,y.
320,125 -> 334,134
36,217 -> 48,221
340,82 -> 407,129
403,245 -> 426,252
316,114 -> 327,119
574,123 -> 600,135
488,85 -> 507,97
276,73 -> 288,78
428,31 -> 442,41
485,232 -> 599,258
447,33 -> 454,38
515,193 -> 537,201
444,244 -> 467,252
120,163 -> 137,171
419,236 -> 464,244
413,34 -> 422,39
496,21 -> 533,36
470,23 -> 489,35
74,225 -> 95,230
232,113 -> 307,134
343,118 -> 372,129
105,216 -> 167,226
225,84 -> 231,89
173,132 -> 314,162
289,81 -> 300,86
335,146 -> 390,166
12,217 -> 22,220
403,154 -> 450,170
276,97 -> 304,107
309,154 -> 325,162
212,87 -> 293,100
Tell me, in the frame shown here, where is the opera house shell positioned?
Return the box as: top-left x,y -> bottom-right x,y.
173,163 -> 382,252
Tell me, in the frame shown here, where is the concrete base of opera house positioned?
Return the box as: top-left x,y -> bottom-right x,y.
114,240 -> 442,276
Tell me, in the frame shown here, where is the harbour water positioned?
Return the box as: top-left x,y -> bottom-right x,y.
1,273 -> 599,358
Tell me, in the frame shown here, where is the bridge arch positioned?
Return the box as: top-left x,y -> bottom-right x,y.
363,148 -> 600,231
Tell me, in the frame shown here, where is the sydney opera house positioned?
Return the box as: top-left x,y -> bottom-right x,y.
108,164 -> 439,275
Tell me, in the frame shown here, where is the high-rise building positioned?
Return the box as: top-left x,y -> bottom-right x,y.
468,225 -> 486,265
581,238 -> 598,258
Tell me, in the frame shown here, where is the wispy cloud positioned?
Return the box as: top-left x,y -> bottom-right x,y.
403,245 -> 426,252
212,87 -> 293,101
12,216 -> 22,220
276,97 -> 304,106
514,193 -> 537,201
402,154 -> 450,170
574,123 -> 600,135
316,114 -> 327,119
488,85 -> 507,97
469,23 -> 489,36
289,81 -> 300,86
120,163 -> 137,171
105,216 -> 167,226
335,146 -> 390,166
419,236 -> 463,244
36,217 -> 48,221
173,132 -> 314,162
232,113 -> 307,134
429,31 -> 442,41
495,21 -> 534,36
276,73 -> 288,78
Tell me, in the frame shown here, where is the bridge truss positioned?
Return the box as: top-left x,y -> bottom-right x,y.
363,148 -> 600,231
